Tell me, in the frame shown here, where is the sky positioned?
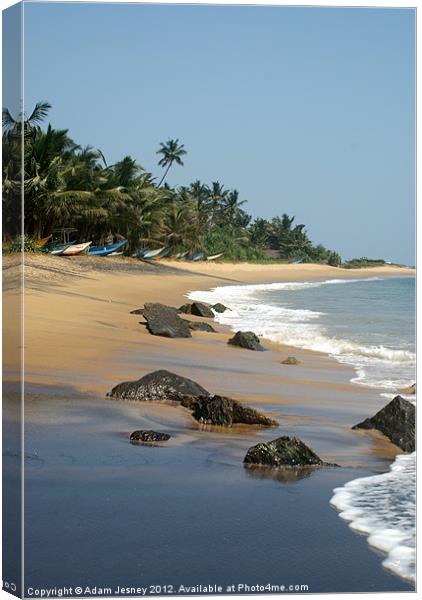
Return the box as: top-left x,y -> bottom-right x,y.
15,2 -> 416,264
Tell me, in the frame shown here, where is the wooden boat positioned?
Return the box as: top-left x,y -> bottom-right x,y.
142,247 -> 166,259
191,252 -> 204,261
290,258 -> 304,265
88,239 -> 128,257
206,252 -> 224,261
61,242 -> 92,256
49,244 -> 73,256
35,235 -> 52,248
108,250 -> 124,256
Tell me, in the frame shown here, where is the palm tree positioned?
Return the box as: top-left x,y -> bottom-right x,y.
156,138 -> 186,186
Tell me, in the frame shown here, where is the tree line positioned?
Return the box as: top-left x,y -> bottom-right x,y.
2,101 -> 341,264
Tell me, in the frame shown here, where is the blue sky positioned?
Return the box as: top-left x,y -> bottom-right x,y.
20,2 -> 415,263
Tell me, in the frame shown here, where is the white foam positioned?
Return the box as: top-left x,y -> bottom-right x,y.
189,278 -> 416,583
330,453 -> 416,582
188,280 -> 416,391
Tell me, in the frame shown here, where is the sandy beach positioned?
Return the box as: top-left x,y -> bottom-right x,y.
3,255 -> 415,593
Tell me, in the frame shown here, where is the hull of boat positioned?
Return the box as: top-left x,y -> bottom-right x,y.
62,242 -> 92,256
35,235 -> 52,248
206,252 -> 224,261
50,245 -> 72,255
142,247 -> 166,259
88,239 -> 128,256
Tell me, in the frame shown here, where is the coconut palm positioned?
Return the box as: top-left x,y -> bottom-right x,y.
156,138 -> 186,186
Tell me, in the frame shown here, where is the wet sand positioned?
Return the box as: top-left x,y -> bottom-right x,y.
3,255 -> 415,593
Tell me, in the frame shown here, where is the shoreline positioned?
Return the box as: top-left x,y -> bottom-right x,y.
3,254 -> 415,591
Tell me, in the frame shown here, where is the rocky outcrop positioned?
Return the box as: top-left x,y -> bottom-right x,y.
212,303 -> 229,313
179,302 -> 214,318
142,303 -> 191,338
107,369 -> 210,402
228,331 -> 265,351
188,321 -> 216,332
352,395 -> 415,452
130,430 -> 171,443
281,356 -> 300,365
130,308 -> 144,315
191,395 -> 277,427
108,370 -> 276,429
244,436 -> 336,468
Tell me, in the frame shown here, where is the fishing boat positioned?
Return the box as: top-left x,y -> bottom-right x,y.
191,252 -> 204,261
61,242 -> 92,256
88,239 -> 128,257
35,235 -> 52,248
49,244 -> 74,256
141,247 -> 166,259
290,257 -> 304,265
206,252 -> 224,261
108,251 -> 124,257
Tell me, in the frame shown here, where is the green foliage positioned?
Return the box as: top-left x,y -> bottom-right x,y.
327,251 -> 342,267
344,257 -> 386,268
4,235 -> 41,254
2,100 -> 344,263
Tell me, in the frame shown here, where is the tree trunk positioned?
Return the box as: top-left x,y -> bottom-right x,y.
157,163 -> 172,187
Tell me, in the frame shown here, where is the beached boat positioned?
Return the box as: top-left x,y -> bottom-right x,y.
61,242 -> 92,256
49,244 -> 73,256
141,247 -> 166,259
206,252 -> 224,261
88,239 -> 128,257
35,235 -> 52,248
108,251 -> 124,256
191,252 -> 204,261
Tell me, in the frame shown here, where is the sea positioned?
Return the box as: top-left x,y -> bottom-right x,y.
189,276 -> 416,583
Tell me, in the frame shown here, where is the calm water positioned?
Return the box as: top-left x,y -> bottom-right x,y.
190,276 -> 416,583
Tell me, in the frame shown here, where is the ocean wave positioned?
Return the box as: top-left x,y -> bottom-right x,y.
330,452 -> 416,583
189,278 -> 416,583
188,281 -> 415,391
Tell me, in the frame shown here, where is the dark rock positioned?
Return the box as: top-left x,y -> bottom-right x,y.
190,395 -> 277,427
107,369 -> 210,403
179,302 -> 214,318
352,395 -> 415,452
213,303 -> 229,313
244,436 -> 336,468
192,395 -> 233,426
130,308 -> 144,315
130,430 -> 171,443
228,331 -> 265,351
143,302 -> 191,338
281,356 -> 300,365
232,401 -> 278,427
188,321 -> 216,332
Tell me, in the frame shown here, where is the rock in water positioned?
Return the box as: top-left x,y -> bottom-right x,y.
281,356 -> 300,365
107,369 -> 210,402
228,331 -> 265,351
212,303 -> 229,313
190,395 -> 277,427
244,436 -> 334,467
192,395 -> 234,426
142,303 -> 191,338
130,430 -> 171,443
188,321 -> 216,332
352,395 -> 415,452
179,302 -> 214,318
